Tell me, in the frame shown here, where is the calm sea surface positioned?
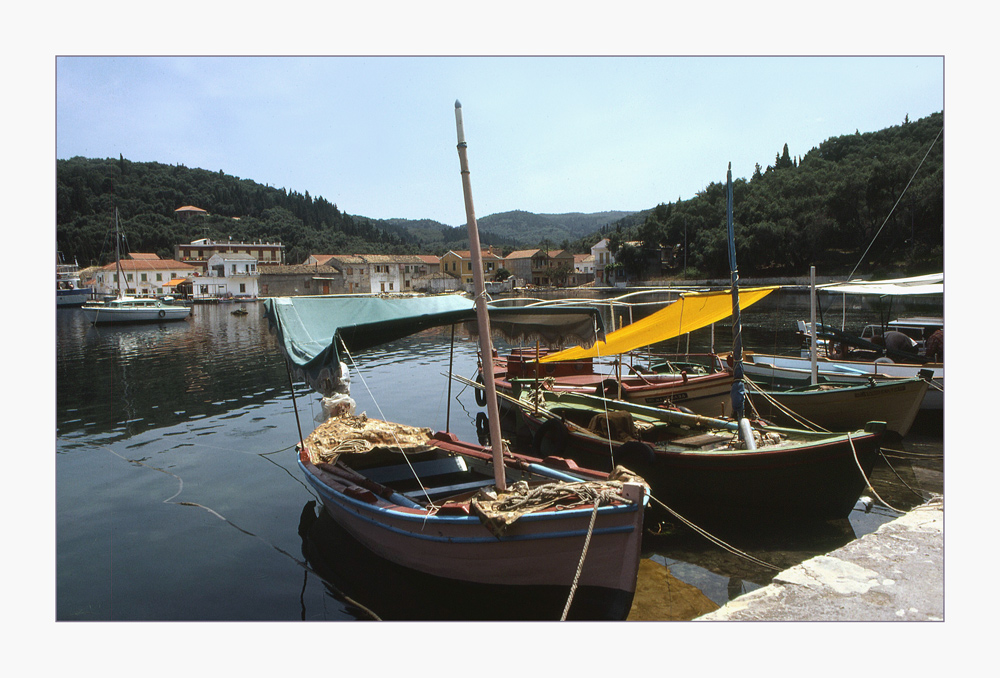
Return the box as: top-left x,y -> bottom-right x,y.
55,289 -> 943,621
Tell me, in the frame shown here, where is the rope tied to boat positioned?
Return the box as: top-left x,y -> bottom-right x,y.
743,378 -> 831,432
647,493 -> 781,571
561,486 -> 620,621
847,432 -> 903,513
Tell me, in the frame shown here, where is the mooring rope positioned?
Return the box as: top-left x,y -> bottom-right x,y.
880,446 -> 944,460
847,432 -> 903,513
876,449 -> 934,501
561,491 -> 606,621
744,378 -> 830,432
646,493 -> 781,570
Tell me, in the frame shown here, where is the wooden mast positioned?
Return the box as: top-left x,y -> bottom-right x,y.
725,162 -> 755,448
454,100 -> 507,491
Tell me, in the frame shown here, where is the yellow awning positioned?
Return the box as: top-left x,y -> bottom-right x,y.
539,286 -> 776,362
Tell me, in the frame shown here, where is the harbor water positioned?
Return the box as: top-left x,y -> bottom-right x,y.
54,289 -> 943,621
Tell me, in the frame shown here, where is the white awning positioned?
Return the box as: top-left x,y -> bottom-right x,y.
817,273 -> 942,296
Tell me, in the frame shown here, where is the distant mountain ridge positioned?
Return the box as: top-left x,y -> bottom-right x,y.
56,111 -> 942,276
372,209 -> 638,252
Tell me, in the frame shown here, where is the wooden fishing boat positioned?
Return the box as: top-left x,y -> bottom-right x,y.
490,348 -> 735,417
745,374 -> 930,438
297,415 -> 647,620
264,103 -> 649,620
484,286 -> 777,418
505,165 -> 885,532
735,351 -> 943,410
779,273 -> 944,410
515,387 -> 885,530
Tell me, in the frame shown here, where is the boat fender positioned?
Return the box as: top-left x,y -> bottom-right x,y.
616,441 -> 655,473
738,418 -> 757,450
158,309 -> 166,318
476,411 -> 489,439
532,418 -> 569,456
475,373 -> 487,406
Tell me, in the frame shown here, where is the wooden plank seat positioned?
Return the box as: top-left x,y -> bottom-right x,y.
670,432 -> 733,449
362,455 -> 468,484
402,478 -> 497,501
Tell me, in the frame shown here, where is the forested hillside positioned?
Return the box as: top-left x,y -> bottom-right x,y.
56,111 -> 943,277
56,157 -> 419,266
614,112 -> 944,277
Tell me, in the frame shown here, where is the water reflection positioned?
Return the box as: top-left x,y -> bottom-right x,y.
56,290 -> 943,621
297,500 -> 612,621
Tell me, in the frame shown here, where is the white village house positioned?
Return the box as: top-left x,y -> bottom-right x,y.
192,252 -> 260,300
91,253 -> 198,298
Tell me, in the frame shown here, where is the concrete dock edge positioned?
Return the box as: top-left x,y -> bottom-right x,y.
695,496 -> 943,621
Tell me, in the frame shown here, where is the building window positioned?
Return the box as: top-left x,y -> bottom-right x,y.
156,273 -> 162,281
232,264 -> 237,274
127,273 -> 133,282
141,273 -> 148,282
240,283 -> 246,293
389,283 -> 394,291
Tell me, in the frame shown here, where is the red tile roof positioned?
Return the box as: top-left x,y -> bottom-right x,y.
100,258 -> 198,272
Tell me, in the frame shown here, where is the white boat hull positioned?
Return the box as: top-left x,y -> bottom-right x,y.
56,288 -> 93,307
81,303 -> 191,324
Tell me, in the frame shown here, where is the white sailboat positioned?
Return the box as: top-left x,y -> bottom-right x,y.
81,210 -> 191,325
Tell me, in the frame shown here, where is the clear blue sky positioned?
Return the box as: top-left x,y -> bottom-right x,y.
56,56 -> 942,226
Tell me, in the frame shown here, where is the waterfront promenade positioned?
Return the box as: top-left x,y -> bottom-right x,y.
695,496 -> 943,621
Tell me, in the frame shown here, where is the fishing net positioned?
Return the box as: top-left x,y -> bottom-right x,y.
304,412 -> 434,464
470,466 -> 645,538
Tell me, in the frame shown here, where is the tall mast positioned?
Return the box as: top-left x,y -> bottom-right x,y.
454,100 -> 507,491
725,163 -> 752,446
114,208 -> 124,298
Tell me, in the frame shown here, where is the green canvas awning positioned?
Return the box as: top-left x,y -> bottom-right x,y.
263,294 -> 605,394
